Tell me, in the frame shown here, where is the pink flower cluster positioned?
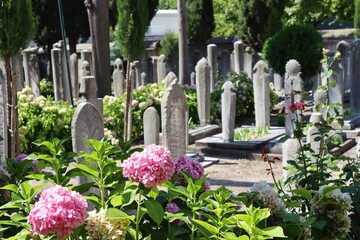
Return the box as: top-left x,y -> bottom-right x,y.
28,185 -> 88,239
122,144 -> 175,188
288,102 -> 304,112
14,153 -> 40,172
172,155 -> 205,186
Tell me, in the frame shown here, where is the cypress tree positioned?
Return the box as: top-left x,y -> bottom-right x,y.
0,0 -> 34,158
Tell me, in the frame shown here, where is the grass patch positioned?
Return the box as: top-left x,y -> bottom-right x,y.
234,126 -> 269,141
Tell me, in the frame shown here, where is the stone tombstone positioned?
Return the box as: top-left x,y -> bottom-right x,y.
113,58 -> 124,97
336,40 -> 350,88
307,112 -> 323,154
284,59 -> 303,136
221,81 -> 236,142
164,71 -> 177,89
0,69 -> 7,161
313,88 -> 328,119
220,50 -> 231,80
70,53 -> 79,100
28,52 -> 41,98
274,73 -> 283,92
133,60 -> 141,88
282,138 -> 300,180
195,57 -> 211,125
80,49 -> 93,75
328,56 -> 343,114
130,62 -> 136,90
53,41 -> 71,103
230,51 -> 235,73
234,41 -> 244,73
243,48 -> 253,78
161,79 -> 188,160
82,60 -> 91,79
71,101 -> 104,185
22,50 -> 30,87
350,39 -> 360,111
79,76 -> 103,118
190,71 -> 196,86
11,54 -> 24,91
143,107 -> 160,146
141,72 -> 147,86
207,44 -> 217,92
253,60 -> 271,128
51,48 -> 62,101
157,54 -> 167,83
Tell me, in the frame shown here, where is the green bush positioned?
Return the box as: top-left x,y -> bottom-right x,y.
160,31 -> 178,58
262,24 -> 323,80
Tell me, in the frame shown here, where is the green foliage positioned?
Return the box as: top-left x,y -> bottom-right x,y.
262,24 -> 323,80
238,0 -> 286,52
39,79 -> 54,98
186,0 -> 215,44
159,0 -> 177,9
212,0 -> 241,37
0,0 -> 34,59
116,0 -> 148,61
160,31 -> 178,58
234,126 -> 269,142
355,0 -> 360,38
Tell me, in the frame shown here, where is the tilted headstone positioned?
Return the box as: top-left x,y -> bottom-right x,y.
0,69 -> 7,161
164,72 -> 177,89
207,44 -> 217,92
157,54 -> 167,83
284,59 -> 303,136
336,40 -> 350,89
71,101 -> 104,185
220,50 -> 231,80
80,49 -> 93,75
234,41 -> 244,73
221,81 -> 236,142
133,60 -> 141,88
328,56 -> 343,114
28,53 -> 41,98
141,72 -> 147,86
113,58 -> 124,97
190,72 -> 196,86
350,39 -> 360,111
307,112 -> 323,154
282,138 -> 300,180
70,53 -> 79,100
143,107 -> 160,146
161,79 -> 188,160
253,60 -> 270,128
274,73 -> 283,92
51,48 -> 62,101
195,58 -> 211,125
243,48 -> 253,78
11,54 -> 24,91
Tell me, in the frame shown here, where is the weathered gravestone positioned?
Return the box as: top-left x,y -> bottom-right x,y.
336,40 -> 350,89
221,81 -> 236,142
328,56 -> 343,114
113,58 -> 124,97
0,69 -> 7,162
70,53 -> 79,100
284,59 -> 303,136
133,60 -> 141,88
143,107 -> 160,146
141,72 -> 147,86
130,62 -> 136,90
80,49 -> 93,75
350,39 -> 360,111
243,48 -> 253,78
196,58 -> 211,125
164,72 -> 177,89
274,73 -> 283,92
313,88 -> 327,119
52,41 -> 71,102
51,47 -> 62,101
307,112 -> 323,154
11,55 -> 24,91
282,138 -> 300,180
253,60 -> 270,128
27,49 -> 41,98
190,72 -> 196,86
220,50 -> 231,80
233,41 -> 244,73
161,79 -> 188,160
207,44 -> 217,92
157,54 -> 167,83
79,76 -> 103,118
82,61 -> 91,79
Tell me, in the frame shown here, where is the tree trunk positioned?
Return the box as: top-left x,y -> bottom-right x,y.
177,0 -> 189,85
123,60 -> 132,141
85,0 -> 111,98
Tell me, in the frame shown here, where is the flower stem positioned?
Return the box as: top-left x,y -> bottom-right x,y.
136,190 -> 142,240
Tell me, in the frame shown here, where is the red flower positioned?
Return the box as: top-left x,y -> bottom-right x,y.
288,102 -> 304,112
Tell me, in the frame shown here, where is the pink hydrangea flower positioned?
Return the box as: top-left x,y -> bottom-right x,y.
28,185 -> 88,239
122,144 -> 175,188
172,155 -> 205,186
132,100 -> 139,108
288,101 -> 304,112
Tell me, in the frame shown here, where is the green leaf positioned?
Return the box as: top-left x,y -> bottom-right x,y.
191,219 -> 219,238
261,226 -> 287,238
10,213 -> 27,222
110,195 -> 124,207
0,184 -> 18,193
312,219 -> 327,230
20,182 -> 32,196
329,79 -> 336,88
291,188 -> 312,200
75,163 -> 99,178
106,208 -> 130,218
144,199 -> 164,225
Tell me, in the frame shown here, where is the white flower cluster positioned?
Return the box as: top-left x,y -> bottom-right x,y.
311,186 -> 352,239
104,128 -> 119,146
249,180 -> 285,214
103,95 -> 118,107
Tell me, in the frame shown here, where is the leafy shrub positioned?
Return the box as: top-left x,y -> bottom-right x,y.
39,78 -> 54,98
160,31 -> 178,58
262,24 -> 323,80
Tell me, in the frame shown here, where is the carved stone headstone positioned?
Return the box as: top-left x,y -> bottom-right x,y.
141,72 -> 147,86
253,60 -> 270,128
130,62 -> 136,90
336,40 -> 350,89
0,69 -> 7,162
195,58 -> 211,125
70,53 -> 79,101
80,49 -> 92,75
313,88 -> 328,119
11,54 -> 24,91
157,54 -> 167,83
164,72 -> 177,89
220,50 -> 231,80
161,79 -> 188,160
71,102 -> 104,185
234,41 -> 244,73
113,58 -> 124,97
51,48 -> 62,101
22,50 -> 30,87
79,76 -> 103,118
350,39 -> 360,111
284,59 -> 303,136
28,53 -> 41,98
328,56 -> 343,114
282,138 -> 300,180
274,73 -> 283,92
82,61 -> 91,79
243,49 -> 253,78
190,72 -> 196,86
221,81 -> 236,142
207,44 -> 217,92
52,41 -> 71,103
133,60 -> 141,88
143,107 -> 160,146
307,112 -> 322,154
